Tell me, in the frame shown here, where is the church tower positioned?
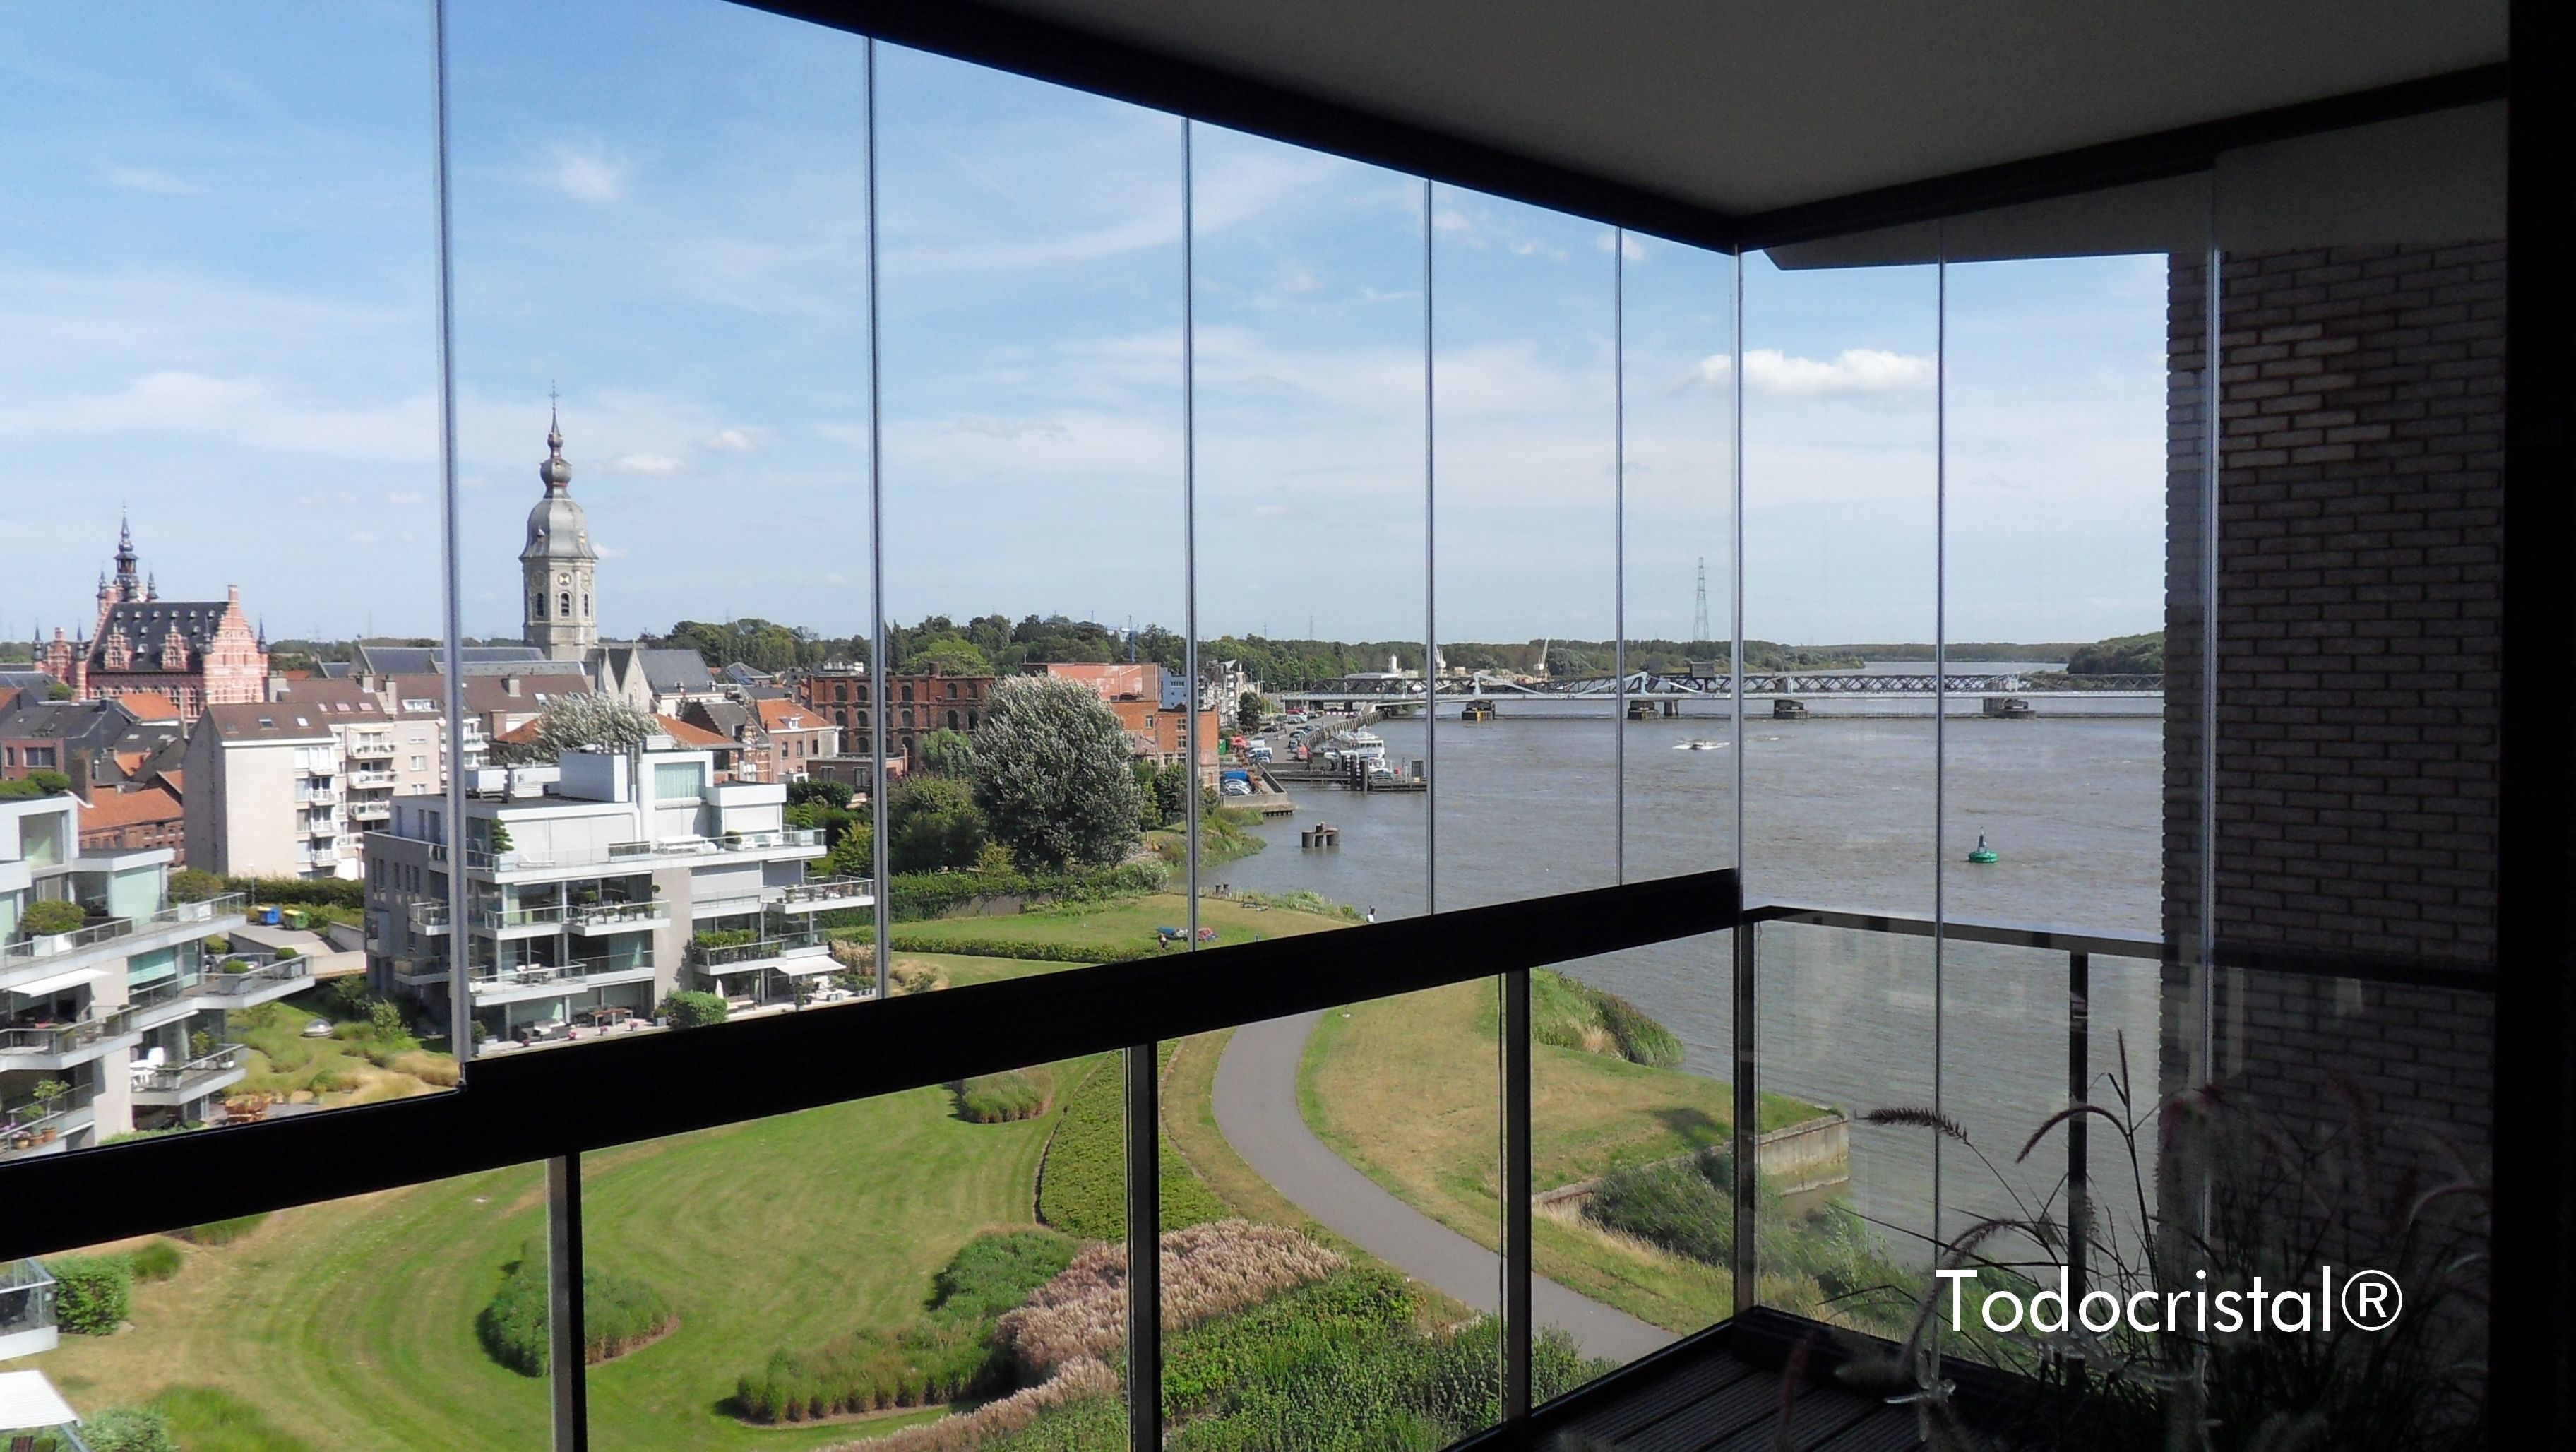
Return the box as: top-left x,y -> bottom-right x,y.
520,397 -> 600,662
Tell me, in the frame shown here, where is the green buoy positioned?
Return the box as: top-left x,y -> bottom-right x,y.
1967,833 -> 1999,865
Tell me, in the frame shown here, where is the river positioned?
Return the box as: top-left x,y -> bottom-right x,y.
1215,687 -> 2167,1261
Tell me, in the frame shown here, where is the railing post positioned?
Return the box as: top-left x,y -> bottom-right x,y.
1503,967 -> 1532,1423
1123,1045 -> 1159,1452
547,1153 -> 587,1452
2066,949 -> 2090,1353
1731,920 -> 1758,1316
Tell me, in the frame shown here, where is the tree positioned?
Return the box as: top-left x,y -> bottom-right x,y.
821,821 -> 874,877
787,778 -> 854,810
19,898 -> 87,936
888,775 -> 987,873
167,869 -> 224,903
970,675 -> 1144,871
914,727 -> 976,778
909,635 -> 994,678
0,769 -> 73,799
487,694 -> 658,765
1235,690 -> 1268,734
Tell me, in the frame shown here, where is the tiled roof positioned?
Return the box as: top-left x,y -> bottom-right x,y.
117,692 -> 179,720
755,698 -> 825,732
654,715 -> 733,749
90,600 -> 235,670
201,703 -> 340,742
78,784 -> 183,831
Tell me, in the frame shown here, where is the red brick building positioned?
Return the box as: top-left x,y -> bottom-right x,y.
40,520 -> 268,722
793,666 -> 993,768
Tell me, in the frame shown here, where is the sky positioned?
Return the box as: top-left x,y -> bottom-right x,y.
0,0 -> 2171,655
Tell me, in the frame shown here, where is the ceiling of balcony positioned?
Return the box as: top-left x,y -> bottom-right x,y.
939,1 -> 2505,220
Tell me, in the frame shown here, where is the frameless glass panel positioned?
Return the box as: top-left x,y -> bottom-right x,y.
1750,919 -> 1935,1335
435,0 -> 875,1054
1935,253 -> 2171,1270
5,1168 -> 549,1448
876,48 -> 1185,989
1621,240 -> 1741,882
1176,985 -> 1506,1444
1429,186 -> 1617,912
1739,254 -> 1940,1325
578,1055 -> 1123,1449
1186,126 -> 1428,924
0,2 -> 450,1148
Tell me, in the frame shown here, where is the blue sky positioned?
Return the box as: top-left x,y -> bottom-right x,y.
0,0 -> 2168,654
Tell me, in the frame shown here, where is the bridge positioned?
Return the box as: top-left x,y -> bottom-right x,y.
1276,669 -> 2161,710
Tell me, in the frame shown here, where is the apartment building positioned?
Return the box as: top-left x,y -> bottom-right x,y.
362,742 -> 873,1043
792,665 -> 993,770
4,793 -> 299,1158
181,704 -> 348,879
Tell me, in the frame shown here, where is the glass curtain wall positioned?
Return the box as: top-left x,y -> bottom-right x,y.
1741,252 -> 1943,1334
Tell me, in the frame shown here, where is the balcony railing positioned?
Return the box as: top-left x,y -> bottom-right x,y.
691,934 -> 828,970
469,955 -> 655,996
192,957 -> 314,1004
1,1081 -> 97,1157
131,1045 -> 250,1097
298,787 -> 340,807
346,739 -> 396,760
410,900 -> 451,934
350,802 -> 394,822
463,828 -> 822,872
573,899 -> 667,930
351,768 -> 398,787
0,1008 -> 136,1061
780,875 -> 874,908
0,892 -> 246,976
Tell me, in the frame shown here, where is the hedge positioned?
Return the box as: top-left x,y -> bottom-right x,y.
886,861 -> 1167,922
169,871 -> 364,910
1035,1054 -> 1225,1240
1581,1150 -> 1732,1264
1528,968 -> 1685,1069
477,1242 -> 674,1376
124,1239 -> 184,1285
49,1254 -> 131,1334
174,1213 -> 268,1246
732,1232 -> 1075,1424
887,934 -> 1154,966
956,1068 -> 1056,1123
657,989 -> 729,1030
77,1408 -> 177,1452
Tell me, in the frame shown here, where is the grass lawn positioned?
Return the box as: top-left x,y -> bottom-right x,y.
228,994 -> 455,1107
891,892 -> 1327,960
30,1083 -> 1070,1449
1297,980 -> 1826,1335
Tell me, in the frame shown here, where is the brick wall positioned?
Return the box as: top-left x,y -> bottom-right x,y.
2165,243 -> 2505,969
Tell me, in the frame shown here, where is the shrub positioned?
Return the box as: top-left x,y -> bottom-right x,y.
143,1388 -> 318,1452
49,1254 -> 131,1333
477,1243 -> 674,1376
1528,968 -> 1684,1069
1580,1150 -> 1731,1264
998,1221 -> 1347,1381
124,1239 -> 185,1284
657,990 -> 729,1029
886,934 -> 1151,966
1035,1055 -> 1224,1239
734,1319 -> 997,1423
220,875 -> 362,909
928,1230 -> 1078,1324
174,1213 -> 269,1246
167,869 -> 225,903
78,1408 -> 176,1452
389,1050 -> 461,1087
369,1000 -> 406,1037
18,898 -> 87,936
272,944 -> 299,961
956,1069 -> 1056,1123
326,977 -> 371,1016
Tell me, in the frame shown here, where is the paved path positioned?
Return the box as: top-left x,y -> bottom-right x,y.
1212,1009 -> 1675,1364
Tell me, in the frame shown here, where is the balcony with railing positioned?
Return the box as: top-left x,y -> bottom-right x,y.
350,800 -> 394,822
188,956 -> 316,1011
0,892 -> 246,986
778,875 -> 874,910
467,951 -> 657,1003
297,786 -> 340,807
0,1256 -> 59,1361
461,828 -> 823,874
0,1007 -> 139,1071
1,1081 -> 97,1160
346,738 -> 396,760
130,1045 -> 251,1106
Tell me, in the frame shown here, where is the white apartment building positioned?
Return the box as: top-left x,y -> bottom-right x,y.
363,742 -> 873,1043
182,702 -> 358,879
4,794 -> 302,1160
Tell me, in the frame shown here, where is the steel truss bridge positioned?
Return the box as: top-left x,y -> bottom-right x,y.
1276,670 -> 2162,707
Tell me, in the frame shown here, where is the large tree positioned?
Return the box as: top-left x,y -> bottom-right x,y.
887,775 -> 986,873
970,675 -> 1144,871
487,694 -> 659,765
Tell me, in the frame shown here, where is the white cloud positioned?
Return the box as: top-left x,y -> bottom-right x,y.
99,164 -> 208,198
1253,504 -> 1289,518
1688,348 -> 1937,398
703,427 -> 763,453
541,140 -> 630,204
595,543 -> 628,560
1277,263 -> 1322,295
602,453 -> 686,477
822,571 -> 848,586
943,415 -> 1071,442
0,371 -> 436,460
383,489 -> 429,506
1594,231 -> 1648,262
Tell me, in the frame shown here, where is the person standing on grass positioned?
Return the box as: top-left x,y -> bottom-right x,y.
1366,905 -> 1377,924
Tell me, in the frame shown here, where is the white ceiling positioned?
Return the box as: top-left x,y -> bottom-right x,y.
979,1 -> 2506,217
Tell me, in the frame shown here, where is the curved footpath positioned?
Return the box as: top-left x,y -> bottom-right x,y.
1212,1009 -> 1676,1364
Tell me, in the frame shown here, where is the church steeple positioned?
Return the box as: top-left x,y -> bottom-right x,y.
113,513 -> 141,602
522,389 -> 599,663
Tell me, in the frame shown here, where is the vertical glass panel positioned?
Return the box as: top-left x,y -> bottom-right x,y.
1751,919 -> 1936,1333
0,3 -> 449,1148
1174,986 -> 1506,1444
1740,254 -> 1940,1323
436,0 -> 875,1051
1935,254 -> 2171,1262
1188,127 -> 1427,924
1429,186 -> 1618,911
582,1064 -> 1123,1448
7,1169 -> 549,1447
875,49 -> 1183,985
1620,241 -> 1741,881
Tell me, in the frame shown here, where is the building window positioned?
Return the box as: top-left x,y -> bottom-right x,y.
559,591 -> 571,617
900,684 -> 914,702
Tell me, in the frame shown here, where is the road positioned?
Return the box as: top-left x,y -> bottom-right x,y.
1211,1008 -> 1676,1364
